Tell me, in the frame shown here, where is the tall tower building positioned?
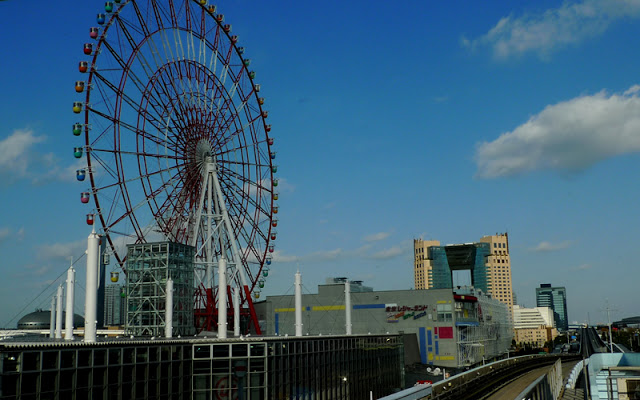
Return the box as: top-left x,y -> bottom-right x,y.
414,233 -> 514,315
104,284 -> 125,326
413,239 -> 440,289
536,284 -> 568,331
479,233 -> 513,316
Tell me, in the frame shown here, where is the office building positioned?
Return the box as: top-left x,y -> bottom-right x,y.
414,240 -> 440,289
536,284 -> 568,332
513,326 -> 557,348
104,284 -> 125,326
513,305 -> 554,329
414,233 -> 513,315
512,305 -> 557,347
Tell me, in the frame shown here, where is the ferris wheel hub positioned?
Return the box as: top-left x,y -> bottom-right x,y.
194,139 -> 214,173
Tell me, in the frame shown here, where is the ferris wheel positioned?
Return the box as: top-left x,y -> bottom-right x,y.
72,0 -> 277,334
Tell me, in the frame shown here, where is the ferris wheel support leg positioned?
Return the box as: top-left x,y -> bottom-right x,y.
243,285 -> 262,335
218,257 -> 228,339
210,163 -> 250,288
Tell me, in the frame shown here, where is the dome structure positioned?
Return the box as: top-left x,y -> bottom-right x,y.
17,309 -> 85,330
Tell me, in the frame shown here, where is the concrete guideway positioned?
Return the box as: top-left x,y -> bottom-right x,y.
425,355 -> 580,400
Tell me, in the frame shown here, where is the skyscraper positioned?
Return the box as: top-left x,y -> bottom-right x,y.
414,233 -> 514,315
104,284 -> 125,326
535,284 -> 568,332
479,234 -> 513,316
413,239 -> 440,290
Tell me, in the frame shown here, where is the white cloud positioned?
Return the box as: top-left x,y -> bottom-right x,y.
475,85 -> 640,178
530,240 -> 573,252
271,250 -> 300,263
571,263 -> 591,271
0,227 -> 10,243
0,129 -> 46,177
371,246 -> 404,260
363,232 -> 391,242
37,239 -> 87,261
0,227 -> 25,245
0,128 -> 85,184
463,0 -> 640,60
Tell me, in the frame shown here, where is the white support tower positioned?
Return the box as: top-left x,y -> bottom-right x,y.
218,257 -> 228,338
295,270 -> 303,337
165,278 -> 173,339
55,285 -> 63,339
345,280 -> 352,335
84,226 -> 100,343
64,265 -> 76,340
234,288 -> 240,337
190,154 -> 252,335
49,296 -> 55,339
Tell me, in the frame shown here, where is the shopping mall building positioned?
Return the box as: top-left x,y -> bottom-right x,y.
256,279 -> 513,370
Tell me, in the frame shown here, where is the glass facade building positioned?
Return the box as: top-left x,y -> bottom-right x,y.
536,284 -> 568,332
429,243 -> 491,293
104,284 -> 125,327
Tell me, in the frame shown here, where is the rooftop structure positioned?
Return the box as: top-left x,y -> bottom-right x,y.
125,242 -> 195,337
16,310 -> 84,330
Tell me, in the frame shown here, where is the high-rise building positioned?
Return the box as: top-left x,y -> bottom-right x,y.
479,234 -> 513,315
414,233 -> 513,315
413,239 -> 440,290
104,284 -> 125,326
513,305 -> 555,329
536,284 -> 568,332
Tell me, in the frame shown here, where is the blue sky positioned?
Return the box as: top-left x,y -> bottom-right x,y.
1,0 -> 639,328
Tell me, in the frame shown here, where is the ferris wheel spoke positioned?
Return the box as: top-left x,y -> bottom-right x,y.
219,159 -> 271,169
95,147 -> 183,161
105,167 -> 182,233
219,173 -> 271,223
217,114 -> 264,150
114,20 -> 168,90
88,151 -> 119,181
153,169 -> 200,224
94,161 -> 184,193
218,139 -> 268,157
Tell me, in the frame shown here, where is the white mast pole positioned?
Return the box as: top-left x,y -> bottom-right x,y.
345,280 -> 352,335
84,226 -> 100,343
165,278 -> 173,338
234,288 -> 240,337
218,257 -> 228,338
49,296 -> 56,338
295,270 -> 303,337
55,285 -> 63,339
64,264 -> 76,340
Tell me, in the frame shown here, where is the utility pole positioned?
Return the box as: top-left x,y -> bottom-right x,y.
601,300 -> 618,353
